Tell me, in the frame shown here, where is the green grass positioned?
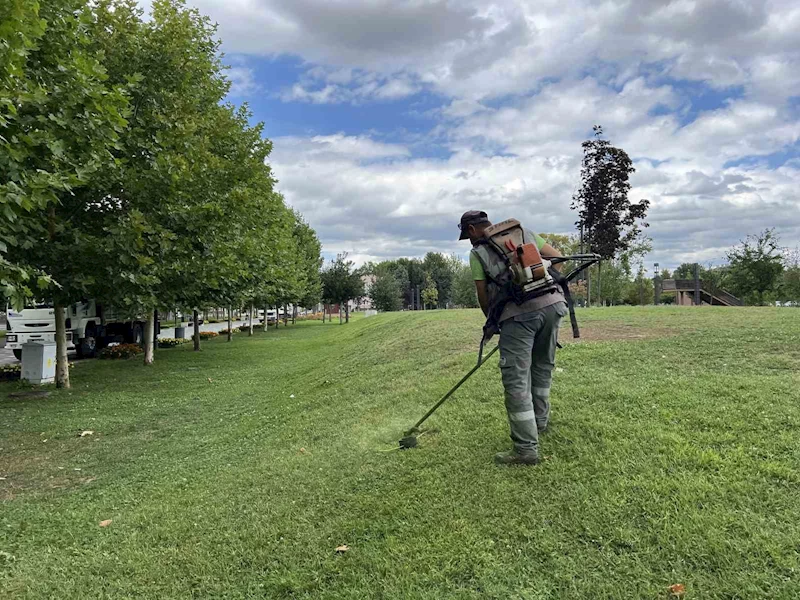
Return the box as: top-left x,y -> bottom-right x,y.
1,307 -> 799,598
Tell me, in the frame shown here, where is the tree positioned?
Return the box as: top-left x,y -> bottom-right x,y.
422,252 -> 454,308
422,273 -> 438,309
451,262 -> 479,308
572,125 -> 650,304
321,253 -> 364,324
1,0 -> 131,386
779,248 -> 800,304
727,229 -> 784,305
370,273 -> 403,312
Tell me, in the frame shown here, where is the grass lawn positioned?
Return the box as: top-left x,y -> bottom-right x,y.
1,307 -> 799,598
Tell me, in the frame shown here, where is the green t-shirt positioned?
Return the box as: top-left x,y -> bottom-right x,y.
470,232 -> 547,281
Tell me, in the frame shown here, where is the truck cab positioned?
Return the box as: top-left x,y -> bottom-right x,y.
5,302 -> 74,360
5,301 -> 157,360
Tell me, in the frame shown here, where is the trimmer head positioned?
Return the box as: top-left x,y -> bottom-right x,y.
398,435 -> 418,450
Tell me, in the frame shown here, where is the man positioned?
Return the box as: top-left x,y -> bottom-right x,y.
459,210 -> 568,466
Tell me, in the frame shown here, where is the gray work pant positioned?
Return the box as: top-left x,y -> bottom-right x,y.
497,302 -> 568,457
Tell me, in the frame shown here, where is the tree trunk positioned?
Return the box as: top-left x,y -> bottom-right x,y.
345,301 -> 350,323
144,311 -> 155,365
598,262 -> 603,306
339,305 -> 343,325
275,305 -> 280,329
587,267 -> 592,306
249,304 -> 254,336
54,301 -> 70,389
292,305 -> 297,325
193,309 -> 201,351
227,305 -> 233,342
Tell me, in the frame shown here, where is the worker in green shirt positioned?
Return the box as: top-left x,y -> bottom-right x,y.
459,210 -> 567,466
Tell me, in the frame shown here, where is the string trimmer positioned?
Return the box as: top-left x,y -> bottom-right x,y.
399,345 -> 499,449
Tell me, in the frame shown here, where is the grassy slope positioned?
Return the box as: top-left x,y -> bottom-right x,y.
1,307 -> 799,599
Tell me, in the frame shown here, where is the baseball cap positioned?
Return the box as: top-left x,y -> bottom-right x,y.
458,210 -> 490,240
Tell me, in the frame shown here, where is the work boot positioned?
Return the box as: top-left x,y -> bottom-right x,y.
494,450 -> 540,466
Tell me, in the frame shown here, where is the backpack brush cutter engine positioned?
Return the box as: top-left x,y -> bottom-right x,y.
399,252 -> 600,450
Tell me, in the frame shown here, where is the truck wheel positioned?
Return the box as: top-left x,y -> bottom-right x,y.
78,326 -> 98,359
13,350 -> 22,361
132,323 -> 143,346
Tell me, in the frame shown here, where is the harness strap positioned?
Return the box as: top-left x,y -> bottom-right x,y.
476,257 -> 599,364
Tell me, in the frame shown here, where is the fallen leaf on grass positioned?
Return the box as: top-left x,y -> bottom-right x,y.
299,447 -> 306,453
99,519 -> 112,527
555,367 -> 564,373
289,394 -> 295,399
80,430 -> 94,437
668,583 -> 686,597
207,378 -> 213,383
335,545 -> 349,553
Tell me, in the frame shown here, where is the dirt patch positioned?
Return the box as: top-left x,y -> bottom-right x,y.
560,322 -> 676,343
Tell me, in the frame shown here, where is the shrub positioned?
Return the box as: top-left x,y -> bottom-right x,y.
99,343 -> 143,359
158,338 -> 189,349
296,312 -> 324,321
198,331 -> 218,340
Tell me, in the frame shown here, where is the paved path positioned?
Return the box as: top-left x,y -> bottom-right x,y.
0,319 -> 256,365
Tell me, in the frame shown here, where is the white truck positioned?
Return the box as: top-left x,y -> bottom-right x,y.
5,300 -> 156,360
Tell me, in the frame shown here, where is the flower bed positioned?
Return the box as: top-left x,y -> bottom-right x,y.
99,343 -> 144,359
198,331 -> 218,340
158,338 -> 190,349
0,364 -> 21,381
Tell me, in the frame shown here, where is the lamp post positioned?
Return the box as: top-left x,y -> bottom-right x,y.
653,262 -> 661,305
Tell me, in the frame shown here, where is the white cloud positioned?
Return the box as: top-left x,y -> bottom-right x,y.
226,66 -> 259,97
136,0 -> 800,267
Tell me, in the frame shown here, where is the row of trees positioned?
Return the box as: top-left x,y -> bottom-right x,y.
664,230 -> 799,305
0,0 -> 322,386
360,253 -> 479,312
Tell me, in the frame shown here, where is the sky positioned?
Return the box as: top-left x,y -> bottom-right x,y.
141,0 -> 800,272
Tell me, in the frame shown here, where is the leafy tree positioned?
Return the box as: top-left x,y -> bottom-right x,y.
726,229 -> 784,305
779,248 -> 800,304
626,263 -> 654,305
451,262 -> 479,308
422,252 -> 453,308
321,253 -> 364,323
1,0 -> 131,386
370,273 -> 403,312
572,125 -> 650,303
422,273 -> 438,309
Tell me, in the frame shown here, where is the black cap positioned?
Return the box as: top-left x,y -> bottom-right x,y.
458,210 -> 489,240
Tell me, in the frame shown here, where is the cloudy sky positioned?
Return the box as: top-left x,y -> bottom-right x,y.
144,0 -> 800,271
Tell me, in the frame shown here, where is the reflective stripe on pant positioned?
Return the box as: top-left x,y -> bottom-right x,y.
497,301 -> 568,456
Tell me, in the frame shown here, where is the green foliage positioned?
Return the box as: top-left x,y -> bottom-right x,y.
99,343 -> 143,359
451,261 -> 479,308
0,0 -> 130,307
321,253 -> 364,308
779,248 -> 800,303
369,273 -> 403,312
422,252 -> 453,308
726,229 -> 784,305
421,273 -> 439,308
